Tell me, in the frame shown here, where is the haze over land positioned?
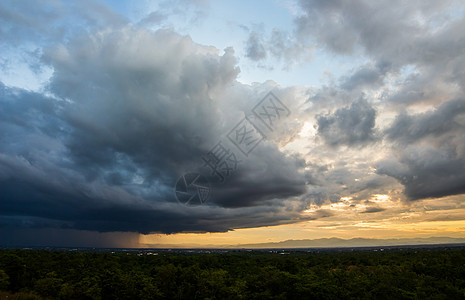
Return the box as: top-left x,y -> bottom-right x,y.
140,237 -> 465,249
1,0 -> 465,248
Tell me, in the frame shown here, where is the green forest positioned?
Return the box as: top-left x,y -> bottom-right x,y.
0,247 -> 464,299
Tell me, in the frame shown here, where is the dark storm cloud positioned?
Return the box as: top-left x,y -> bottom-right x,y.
385,98 -> 465,145
377,98 -> 465,200
0,228 -> 140,248
376,146 -> 465,200
316,98 -> 377,147
211,145 -> 307,208
0,26 -> 309,235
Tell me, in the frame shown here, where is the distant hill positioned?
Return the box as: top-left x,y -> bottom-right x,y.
233,237 -> 465,249
143,236 -> 465,249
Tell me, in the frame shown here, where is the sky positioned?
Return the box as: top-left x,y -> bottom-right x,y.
1,0 -> 465,248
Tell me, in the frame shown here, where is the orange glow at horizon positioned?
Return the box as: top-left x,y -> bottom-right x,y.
140,194 -> 465,248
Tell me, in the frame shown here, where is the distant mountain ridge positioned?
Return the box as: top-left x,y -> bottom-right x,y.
235,237 -> 465,249
144,237 -> 465,249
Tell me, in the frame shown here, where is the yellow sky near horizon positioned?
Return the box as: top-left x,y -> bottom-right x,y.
140,194 -> 465,247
